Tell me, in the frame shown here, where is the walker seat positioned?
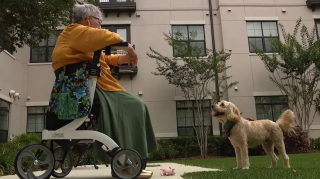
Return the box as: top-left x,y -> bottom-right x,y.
13,43 -> 143,179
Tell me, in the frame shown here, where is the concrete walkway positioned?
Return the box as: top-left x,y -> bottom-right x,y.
1,163 -> 221,179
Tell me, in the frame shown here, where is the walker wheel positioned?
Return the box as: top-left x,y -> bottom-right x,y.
111,149 -> 143,179
14,143 -> 55,179
52,146 -> 73,178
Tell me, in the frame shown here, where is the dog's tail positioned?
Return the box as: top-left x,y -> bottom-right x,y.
276,109 -> 296,134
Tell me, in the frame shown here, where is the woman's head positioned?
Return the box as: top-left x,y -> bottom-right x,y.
73,4 -> 103,28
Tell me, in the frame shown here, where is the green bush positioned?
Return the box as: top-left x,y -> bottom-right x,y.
0,133 -> 41,176
310,137 -> 320,150
148,131 -> 313,161
148,136 -> 228,161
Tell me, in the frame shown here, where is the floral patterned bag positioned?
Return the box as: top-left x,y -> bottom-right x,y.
48,62 -> 91,120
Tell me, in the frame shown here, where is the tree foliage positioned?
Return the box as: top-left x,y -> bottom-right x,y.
147,30 -> 238,158
253,17 -> 320,133
0,0 -> 96,53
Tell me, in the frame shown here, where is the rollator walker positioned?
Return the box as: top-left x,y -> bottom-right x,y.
14,42 -> 144,179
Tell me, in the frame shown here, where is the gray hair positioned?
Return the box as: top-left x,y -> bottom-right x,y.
73,4 -> 103,23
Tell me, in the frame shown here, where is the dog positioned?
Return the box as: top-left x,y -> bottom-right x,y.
212,100 -> 295,170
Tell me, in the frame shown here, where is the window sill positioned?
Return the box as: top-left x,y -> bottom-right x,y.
27,62 -> 52,66
174,55 -> 210,59
249,53 -> 278,56
2,50 -> 16,60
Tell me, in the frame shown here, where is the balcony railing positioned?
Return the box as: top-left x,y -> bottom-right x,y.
97,0 -> 136,17
306,0 -> 320,11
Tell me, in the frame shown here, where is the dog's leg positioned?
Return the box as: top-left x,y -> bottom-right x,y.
262,141 -> 278,168
233,147 -> 242,169
274,141 -> 290,169
240,145 -> 249,169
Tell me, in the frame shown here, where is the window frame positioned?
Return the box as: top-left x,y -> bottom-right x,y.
176,100 -> 212,137
0,99 -> 10,143
29,30 -> 62,63
255,95 -> 289,122
0,31 -> 14,54
26,106 -> 49,137
246,21 -> 279,53
102,25 -> 131,43
315,19 -> 320,40
171,25 -> 207,57
101,24 -> 136,73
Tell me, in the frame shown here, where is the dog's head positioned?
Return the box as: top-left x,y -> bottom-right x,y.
212,100 -> 241,123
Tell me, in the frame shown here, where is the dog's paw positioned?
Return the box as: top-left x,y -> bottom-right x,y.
241,167 -> 249,170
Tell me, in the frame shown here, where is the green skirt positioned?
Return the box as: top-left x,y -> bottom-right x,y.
92,87 -> 158,163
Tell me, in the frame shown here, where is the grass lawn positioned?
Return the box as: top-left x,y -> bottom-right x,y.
169,153 -> 320,179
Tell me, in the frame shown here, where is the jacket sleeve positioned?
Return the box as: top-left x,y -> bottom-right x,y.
68,25 -> 121,53
103,53 -> 120,66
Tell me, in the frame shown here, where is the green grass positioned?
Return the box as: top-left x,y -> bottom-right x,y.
169,153 -> 320,179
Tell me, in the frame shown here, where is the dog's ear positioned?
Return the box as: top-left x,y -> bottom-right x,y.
232,105 -> 240,117
226,103 -> 240,122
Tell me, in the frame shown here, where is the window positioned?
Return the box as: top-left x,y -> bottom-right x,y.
255,96 -> 288,121
315,20 -> 320,39
27,106 -> 49,137
0,99 -> 10,143
176,100 -> 212,136
103,25 -> 130,43
246,21 -> 279,53
0,31 -> 14,54
30,31 -> 61,63
102,25 -> 131,55
171,25 -> 206,57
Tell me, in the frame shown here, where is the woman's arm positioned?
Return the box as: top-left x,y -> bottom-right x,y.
104,54 -> 121,66
68,25 -> 121,52
104,53 -> 137,66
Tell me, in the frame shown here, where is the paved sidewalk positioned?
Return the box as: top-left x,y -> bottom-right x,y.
0,163 -> 221,179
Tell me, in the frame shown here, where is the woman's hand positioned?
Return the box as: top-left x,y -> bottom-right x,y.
118,51 -> 138,67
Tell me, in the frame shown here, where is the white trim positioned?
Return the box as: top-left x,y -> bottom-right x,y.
155,133 -> 178,138
0,93 -> 13,103
253,91 -> 284,96
313,15 -> 320,19
170,21 -> 205,25
245,17 -> 279,21
310,125 -> 320,130
27,62 -> 52,66
101,20 -> 132,25
174,96 -> 213,101
249,53 -> 278,56
2,50 -> 16,60
212,130 -> 220,135
56,25 -> 66,30
26,101 -> 49,106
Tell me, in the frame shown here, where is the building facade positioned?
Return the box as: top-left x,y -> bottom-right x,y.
1,0 -> 320,143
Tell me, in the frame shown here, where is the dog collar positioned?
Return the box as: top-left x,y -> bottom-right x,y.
224,120 -> 236,138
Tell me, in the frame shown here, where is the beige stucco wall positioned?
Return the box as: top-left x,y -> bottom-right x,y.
219,0 -> 320,137
1,0 -> 320,140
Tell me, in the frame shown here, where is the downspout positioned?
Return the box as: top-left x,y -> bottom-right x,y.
208,0 -> 223,136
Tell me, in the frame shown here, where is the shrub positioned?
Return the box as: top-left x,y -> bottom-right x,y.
0,133 -> 41,176
310,137 -> 320,150
283,126 -> 310,154
148,136 -> 229,161
147,127 -> 311,161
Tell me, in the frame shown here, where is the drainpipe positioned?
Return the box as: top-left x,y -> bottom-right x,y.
208,0 -> 223,136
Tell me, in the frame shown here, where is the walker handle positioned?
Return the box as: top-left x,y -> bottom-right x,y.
89,42 -> 129,77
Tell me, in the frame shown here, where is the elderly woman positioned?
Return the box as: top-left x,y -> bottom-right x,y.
47,3 -> 157,178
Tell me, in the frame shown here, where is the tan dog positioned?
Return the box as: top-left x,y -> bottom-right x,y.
212,100 -> 295,170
